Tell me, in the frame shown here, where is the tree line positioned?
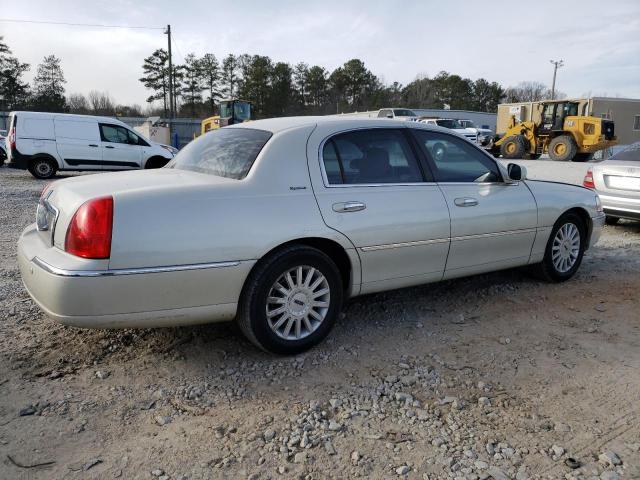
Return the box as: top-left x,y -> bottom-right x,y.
0,35 -> 565,119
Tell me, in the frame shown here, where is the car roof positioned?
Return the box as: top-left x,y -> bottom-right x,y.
230,116 -> 443,134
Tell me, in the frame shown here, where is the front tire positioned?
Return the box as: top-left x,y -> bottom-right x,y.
532,212 -> 586,282
28,157 -> 58,179
237,245 -> 343,354
548,136 -> 578,161
500,135 -> 526,159
605,216 -> 619,226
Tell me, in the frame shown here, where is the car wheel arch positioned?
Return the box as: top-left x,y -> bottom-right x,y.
144,155 -> 170,169
247,237 -> 355,296
30,153 -> 61,169
557,207 -> 592,248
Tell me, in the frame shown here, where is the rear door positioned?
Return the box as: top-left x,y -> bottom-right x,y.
54,118 -> 102,169
99,123 -> 143,169
307,125 -> 451,294
411,128 -> 538,279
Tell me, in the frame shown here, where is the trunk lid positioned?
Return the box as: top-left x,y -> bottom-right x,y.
594,160 -> 640,197
45,169 -> 237,249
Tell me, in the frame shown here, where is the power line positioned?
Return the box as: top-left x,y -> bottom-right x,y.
0,17 -> 164,30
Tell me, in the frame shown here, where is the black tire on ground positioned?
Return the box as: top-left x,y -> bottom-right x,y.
605,216 -> 619,225
145,156 -> 170,169
572,152 -> 594,162
548,135 -> 578,161
28,157 -> 58,180
236,245 -> 344,355
531,212 -> 586,283
500,135 -> 526,159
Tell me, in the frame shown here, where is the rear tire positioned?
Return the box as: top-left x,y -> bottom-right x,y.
237,245 -> 343,355
500,135 -> 526,159
531,212 -> 585,282
548,136 -> 578,161
28,157 -> 57,179
605,216 -> 619,226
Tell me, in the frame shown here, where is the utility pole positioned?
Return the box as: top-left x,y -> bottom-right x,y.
549,59 -> 564,100
165,24 -> 174,140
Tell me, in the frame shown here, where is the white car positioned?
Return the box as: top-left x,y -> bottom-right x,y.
5,111 -> 176,179
18,117 -> 605,354
419,118 -> 479,144
376,108 -> 419,121
457,119 -> 494,146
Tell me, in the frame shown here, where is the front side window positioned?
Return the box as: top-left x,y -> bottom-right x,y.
435,119 -> 463,129
322,129 -> 423,185
168,127 -> 271,179
412,130 -> 502,183
100,124 -> 132,144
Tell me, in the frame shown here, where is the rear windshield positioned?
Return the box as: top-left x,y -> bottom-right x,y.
609,142 -> 640,161
168,128 -> 272,179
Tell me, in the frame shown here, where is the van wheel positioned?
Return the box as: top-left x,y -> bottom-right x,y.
28,158 -> 57,179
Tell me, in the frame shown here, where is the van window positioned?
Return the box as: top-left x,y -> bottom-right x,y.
100,124 -> 146,146
55,120 -> 100,141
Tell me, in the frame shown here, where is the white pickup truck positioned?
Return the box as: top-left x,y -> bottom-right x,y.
419,118 -> 479,144
457,119 -> 494,147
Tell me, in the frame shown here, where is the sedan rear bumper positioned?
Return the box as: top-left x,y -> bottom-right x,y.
18,224 -> 253,328
598,193 -> 640,220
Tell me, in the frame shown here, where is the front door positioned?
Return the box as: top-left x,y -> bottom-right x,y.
411,129 -> 538,279
99,123 -> 143,169
307,126 -> 451,294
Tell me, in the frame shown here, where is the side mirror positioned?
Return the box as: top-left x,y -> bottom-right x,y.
507,163 -> 527,181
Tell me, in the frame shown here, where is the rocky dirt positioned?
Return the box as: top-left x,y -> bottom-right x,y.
0,167 -> 639,480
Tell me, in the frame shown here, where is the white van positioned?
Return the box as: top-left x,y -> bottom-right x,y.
4,111 -> 177,179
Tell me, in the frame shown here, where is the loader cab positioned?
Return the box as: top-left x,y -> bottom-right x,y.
539,101 -> 579,135
219,99 -> 252,127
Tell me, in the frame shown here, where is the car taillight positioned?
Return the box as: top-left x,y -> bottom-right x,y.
8,126 -> 15,149
65,196 -> 113,259
583,169 -> 595,189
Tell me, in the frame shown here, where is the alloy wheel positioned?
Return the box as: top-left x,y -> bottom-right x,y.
551,223 -> 580,273
265,265 -> 330,341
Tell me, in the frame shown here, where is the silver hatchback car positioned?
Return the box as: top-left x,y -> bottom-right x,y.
584,142 -> 640,224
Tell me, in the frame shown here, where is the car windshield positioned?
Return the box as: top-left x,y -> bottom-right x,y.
393,109 -> 416,117
609,142 -> 640,161
436,119 -> 463,129
168,128 -> 272,179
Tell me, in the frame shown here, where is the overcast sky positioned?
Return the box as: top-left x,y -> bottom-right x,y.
2,0 -> 639,107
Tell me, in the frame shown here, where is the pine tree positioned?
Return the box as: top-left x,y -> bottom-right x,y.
32,55 -> 66,112
0,36 -> 30,110
199,53 -> 219,114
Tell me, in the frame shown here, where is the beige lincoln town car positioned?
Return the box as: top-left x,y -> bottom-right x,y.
18,117 -> 605,354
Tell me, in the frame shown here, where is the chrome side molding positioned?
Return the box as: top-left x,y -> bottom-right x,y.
32,257 -> 240,278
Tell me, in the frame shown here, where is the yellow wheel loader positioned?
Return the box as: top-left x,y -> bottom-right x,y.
492,100 -> 617,162
199,99 -> 253,136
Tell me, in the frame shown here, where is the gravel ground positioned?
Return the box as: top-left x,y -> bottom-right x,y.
1,166 -> 639,480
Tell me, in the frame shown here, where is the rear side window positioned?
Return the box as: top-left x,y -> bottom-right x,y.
169,128 -> 272,179
322,129 -> 423,185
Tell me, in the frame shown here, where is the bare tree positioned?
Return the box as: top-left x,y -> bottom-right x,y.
503,81 -> 565,103
88,90 -> 115,115
67,93 -> 89,113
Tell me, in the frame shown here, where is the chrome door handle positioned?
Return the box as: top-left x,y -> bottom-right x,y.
332,201 -> 366,213
454,197 -> 478,207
